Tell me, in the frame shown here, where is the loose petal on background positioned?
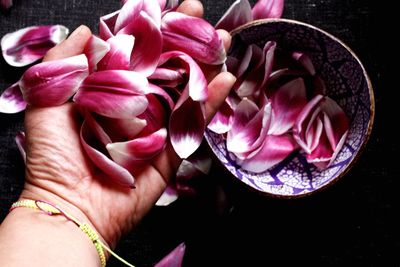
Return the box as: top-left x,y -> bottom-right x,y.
162,12 -> 226,65
80,116 -> 135,187
84,35 -> 111,73
170,94 -> 205,159
15,131 -> 26,163
1,25 -> 69,67
292,52 -> 316,76
0,82 -> 27,113
154,243 -> 186,267
74,70 -> 149,119
97,34 -> 134,71
119,11 -> 162,76
268,78 -> 307,135
106,128 -> 167,168
99,11 -> 119,40
114,0 -> 143,33
252,0 -> 284,20
156,186 -> 178,206
215,0 -> 252,32
0,0 -> 12,10
208,100 -> 233,134
19,54 -> 89,107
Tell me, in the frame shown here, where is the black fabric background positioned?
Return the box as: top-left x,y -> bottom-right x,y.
0,1 -> 397,266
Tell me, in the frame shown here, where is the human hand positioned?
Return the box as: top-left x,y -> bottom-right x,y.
20,0 -> 236,248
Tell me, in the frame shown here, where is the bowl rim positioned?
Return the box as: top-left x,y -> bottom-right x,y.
207,18 -> 376,199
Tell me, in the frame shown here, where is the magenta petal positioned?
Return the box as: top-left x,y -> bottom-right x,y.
138,93 -> 168,136
0,82 -> 27,114
147,83 -> 174,110
1,25 -> 69,67
268,78 -> 307,135
142,0 -> 162,28
1,0 -> 12,10
84,35 -> 111,73
157,0 -> 166,10
15,131 -> 26,163
19,54 -> 89,107
162,12 -> 226,65
98,34 -> 134,71
159,51 -> 208,101
241,134 -> 296,173
170,94 -> 205,159
154,243 -> 186,267
292,52 -> 316,76
74,70 -> 149,119
208,100 -> 234,134
80,116 -> 135,187
118,11 -> 163,76
252,0 -> 284,20
306,129 -> 334,169
106,128 -> 167,168
155,186 -> 178,206
99,11 -> 119,40
114,0 -> 143,33
215,0 -> 252,32
98,116 -> 147,141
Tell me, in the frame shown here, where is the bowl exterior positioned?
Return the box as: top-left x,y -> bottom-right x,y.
205,19 -> 375,198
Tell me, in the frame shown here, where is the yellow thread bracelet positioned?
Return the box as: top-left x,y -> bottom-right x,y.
10,199 -> 135,267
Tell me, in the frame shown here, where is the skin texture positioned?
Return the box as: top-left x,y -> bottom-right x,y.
0,1 -> 236,266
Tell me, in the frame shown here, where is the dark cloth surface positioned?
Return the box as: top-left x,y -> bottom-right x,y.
0,1 -> 397,266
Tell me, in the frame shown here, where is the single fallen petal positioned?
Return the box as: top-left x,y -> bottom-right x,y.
156,186 -> 178,206
19,54 -> 89,107
106,128 -> 168,168
162,12 -> 226,65
208,100 -> 234,134
15,131 -> 26,164
118,11 -> 163,76
74,70 -> 149,119
292,52 -> 316,76
83,35 -> 111,73
241,134 -> 296,173
97,34 -> 134,71
99,11 -> 119,40
170,94 -> 205,159
306,128 -> 333,169
215,0 -> 252,32
114,0 -> 143,33
258,41 -> 277,91
154,243 -> 186,267
138,93 -> 168,135
0,0 -> 12,10
80,115 -> 135,187
1,25 -> 69,67
252,0 -> 284,20
268,78 -> 307,135
0,82 -> 27,113
158,51 -> 208,102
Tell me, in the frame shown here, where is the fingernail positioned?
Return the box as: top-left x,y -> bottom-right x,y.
69,25 -> 84,38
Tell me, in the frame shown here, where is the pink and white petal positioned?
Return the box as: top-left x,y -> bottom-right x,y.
215,0 -> 252,32
241,134 -> 297,173
165,0 -> 179,10
162,12 -> 226,65
15,131 -> 26,163
0,82 -> 27,114
155,186 -> 178,206
306,130 -> 334,170
1,0 -> 12,10
114,0 -> 143,33
321,97 -> 350,150
159,51 -> 208,101
99,11 -> 119,40
154,243 -> 186,267
208,100 -> 234,134
305,115 -> 323,153
1,25 -> 69,67
252,0 -> 284,20
138,94 -> 168,135
80,119 -> 135,187
106,128 -> 167,168
292,52 -> 316,76
294,94 -> 324,139
19,54 -> 89,107
97,34 -> 134,71
268,78 -> 307,135
74,70 -> 149,119
157,0 -> 167,11
170,94 -> 206,159
84,35 -> 111,73
118,11 -> 162,76
142,0 -> 162,28
97,116 -> 147,141
259,41 -> 277,90
146,83 -> 174,110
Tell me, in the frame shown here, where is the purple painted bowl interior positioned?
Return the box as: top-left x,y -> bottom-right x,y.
205,19 -> 374,197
